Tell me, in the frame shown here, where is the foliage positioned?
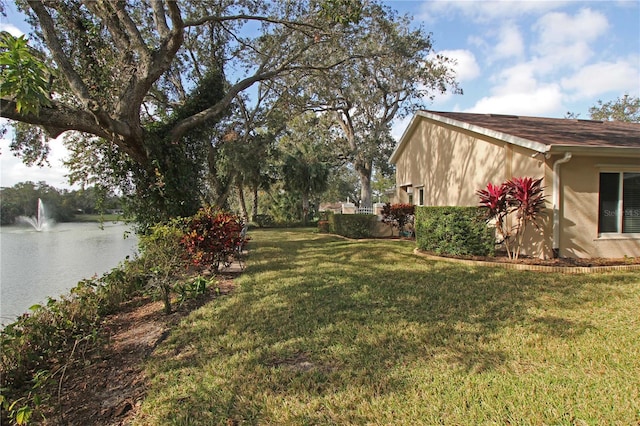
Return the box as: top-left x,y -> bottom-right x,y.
253,214 -> 275,228
138,222 -> 190,314
477,177 -> 546,259
180,207 -> 246,272
282,2 -> 460,207
175,276 -> 216,307
317,220 -> 330,233
381,203 -> 415,236
326,212 -> 377,238
0,33 -> 52,116
0,181 -> 122,226
2,0 -> 370,228
0,259 -> 146,425
264,188 -> 304,224
588,94 -> 640,123
279,113 -> 334,225
415,206 -> 495,256
476,182 -> 510,253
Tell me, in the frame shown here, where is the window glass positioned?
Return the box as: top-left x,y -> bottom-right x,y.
598,173 -> 619,233
623,173 -> 640,233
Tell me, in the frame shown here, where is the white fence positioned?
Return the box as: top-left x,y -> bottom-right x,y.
356,207 -> 375,215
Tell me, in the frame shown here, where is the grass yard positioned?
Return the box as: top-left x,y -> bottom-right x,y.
135,228 -> 640,425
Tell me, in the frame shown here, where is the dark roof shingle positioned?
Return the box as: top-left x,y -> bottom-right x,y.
425,111 -> 640,149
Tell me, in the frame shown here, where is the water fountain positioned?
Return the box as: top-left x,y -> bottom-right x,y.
17,198 -> 52,231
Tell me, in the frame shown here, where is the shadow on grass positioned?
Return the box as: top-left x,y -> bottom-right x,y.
140,228 -> 639,425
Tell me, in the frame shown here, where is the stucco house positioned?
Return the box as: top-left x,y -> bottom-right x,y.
390,110 -> 640,259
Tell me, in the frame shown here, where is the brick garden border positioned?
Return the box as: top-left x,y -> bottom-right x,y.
414,249 -> 640,274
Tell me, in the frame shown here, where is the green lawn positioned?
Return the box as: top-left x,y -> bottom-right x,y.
135,228 -> 640,425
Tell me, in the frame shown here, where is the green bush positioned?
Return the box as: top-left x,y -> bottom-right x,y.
139,221 -> 190,314
415,207 -> 495,256
327,213 -> 377,239
0,258 -> 146,424
253,214 -> 274,228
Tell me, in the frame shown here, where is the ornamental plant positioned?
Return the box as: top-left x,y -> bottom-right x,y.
381,203 -> 415,236
180,207 -> 247,271
477,177 -> 546,259
477,182 -> 512,257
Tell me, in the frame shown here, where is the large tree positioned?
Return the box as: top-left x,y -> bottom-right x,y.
0,0 -> 366,226
276,2 -> 459,207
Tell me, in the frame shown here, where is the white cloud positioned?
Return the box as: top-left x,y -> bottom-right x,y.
534,8 -> 609,48
532,8 -> 609,67
0,23 -> 24,36
491,23 -> 525,61
561,59 -> 640,98
418,0 -> 570,23
490,63 -> 538,95
465,85 -> 563,116
0,135 -> 74,189
438,49 -> 480,82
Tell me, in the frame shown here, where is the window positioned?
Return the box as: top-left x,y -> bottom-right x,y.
418,188 -> 424,206
598,172 -> 640,234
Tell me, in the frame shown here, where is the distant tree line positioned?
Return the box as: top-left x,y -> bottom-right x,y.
0,181 -> 122,225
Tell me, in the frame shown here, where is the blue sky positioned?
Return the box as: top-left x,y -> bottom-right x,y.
384,0 -> 640,137
1,1 -> 639,188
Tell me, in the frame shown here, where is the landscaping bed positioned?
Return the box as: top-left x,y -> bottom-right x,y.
37,277 -> 236,426
418,250 -> 640,267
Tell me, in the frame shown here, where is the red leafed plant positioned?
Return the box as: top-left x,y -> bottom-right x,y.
381,203 -> 415,236
477,177 -> 546,259
505,177 -> 546,259
180,207 -> 247,270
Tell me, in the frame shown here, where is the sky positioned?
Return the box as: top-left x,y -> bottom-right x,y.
1,0 -> 639,189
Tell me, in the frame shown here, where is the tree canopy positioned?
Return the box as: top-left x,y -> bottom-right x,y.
1,0 -> 459,225
588,94 -> 639,123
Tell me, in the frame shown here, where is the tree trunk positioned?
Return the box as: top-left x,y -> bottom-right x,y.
302,193 -> 310,225
355,157 -> 373,209
252,185 -> 259,222
237,182 -> 249,224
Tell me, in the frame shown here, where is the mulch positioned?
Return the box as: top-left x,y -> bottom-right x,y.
39,276 -> 237,426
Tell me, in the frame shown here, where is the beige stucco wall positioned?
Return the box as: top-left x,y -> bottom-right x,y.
393,117 -> 552,257
556,155 -> 640,258
393,116 -> 640,258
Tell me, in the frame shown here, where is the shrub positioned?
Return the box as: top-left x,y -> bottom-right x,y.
477,177 -> 546,259
180,207 -> 246,271
0,258 -> 146,425
381,203 -> 415,236
415,206 -> 495,256
327,213 -> 377,239
317,220 -> 330,233
139,221 -> 190,314
253,214 -> 274,228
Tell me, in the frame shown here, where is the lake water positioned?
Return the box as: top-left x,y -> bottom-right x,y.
0,222 -> 138,325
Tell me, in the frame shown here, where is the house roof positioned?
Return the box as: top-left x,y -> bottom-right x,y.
390,110 -> 640,163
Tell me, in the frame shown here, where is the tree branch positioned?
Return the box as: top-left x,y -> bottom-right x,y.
28,1 -> 128,138
183,13 -> 323,31
150,0 -> 170,38
2,99 -> 109,139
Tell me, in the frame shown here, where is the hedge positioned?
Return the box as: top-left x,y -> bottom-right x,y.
327,212 -> 377,239
415,206 -> 495,256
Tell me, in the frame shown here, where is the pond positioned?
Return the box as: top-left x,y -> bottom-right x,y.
0,222 -> 138,325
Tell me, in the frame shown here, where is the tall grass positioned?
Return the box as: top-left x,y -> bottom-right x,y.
136,229 -> 640,425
